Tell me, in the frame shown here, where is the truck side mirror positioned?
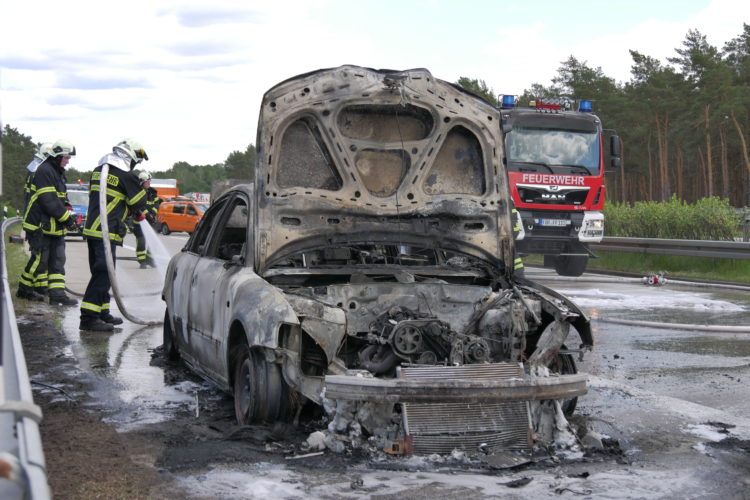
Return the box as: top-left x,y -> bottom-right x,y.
610,135 -> 621,158
610,157 -> 621,169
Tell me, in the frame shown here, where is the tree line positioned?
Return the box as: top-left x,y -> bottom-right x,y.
458,24 -> 750,208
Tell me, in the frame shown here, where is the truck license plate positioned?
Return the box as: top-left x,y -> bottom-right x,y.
536,218 -> 570,227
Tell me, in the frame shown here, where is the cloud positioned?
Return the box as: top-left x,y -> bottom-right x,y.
164,38 -> 247,57
45,93 -> 142,111
0,55 -> 53,70
56,73 -> 152,90
158,5 -> 263,27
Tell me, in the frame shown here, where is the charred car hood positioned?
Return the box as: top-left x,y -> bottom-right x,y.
255,65 -> 514,272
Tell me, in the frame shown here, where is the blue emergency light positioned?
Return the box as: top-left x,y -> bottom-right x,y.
501,95 -> 515,109
578,99 -> 593,113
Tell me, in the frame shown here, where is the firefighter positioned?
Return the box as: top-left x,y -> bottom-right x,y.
17,142 -> 54,300
18,140 -> 79,305
133,171 -> 159,268
512,205 -> 525,278
80,139 -> 149,332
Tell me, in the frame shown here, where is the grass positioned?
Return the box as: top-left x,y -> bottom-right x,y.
523,252 -> 750,284
588,251 -> 750,284
4,231 -> 27,289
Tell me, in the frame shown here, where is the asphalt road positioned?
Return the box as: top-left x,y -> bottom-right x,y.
44,235 -> 750,498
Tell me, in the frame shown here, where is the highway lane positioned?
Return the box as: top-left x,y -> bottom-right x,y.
40,237 -> 750,497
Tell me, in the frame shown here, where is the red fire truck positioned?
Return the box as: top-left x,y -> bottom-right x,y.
500,96 -> 620,276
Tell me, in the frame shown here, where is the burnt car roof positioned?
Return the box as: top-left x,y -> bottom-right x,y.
254,65 -> 514,273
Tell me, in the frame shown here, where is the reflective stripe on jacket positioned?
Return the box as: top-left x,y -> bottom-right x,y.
83,155 -> 147,244
22,158 -> 71,236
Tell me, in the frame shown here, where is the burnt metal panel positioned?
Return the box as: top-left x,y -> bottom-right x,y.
255,65 -> 513,271
324,368 -> 587,403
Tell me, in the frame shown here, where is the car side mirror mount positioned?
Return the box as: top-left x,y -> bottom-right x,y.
223,254 -> 244,269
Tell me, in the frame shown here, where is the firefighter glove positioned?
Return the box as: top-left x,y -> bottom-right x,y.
64,217 -> 78,231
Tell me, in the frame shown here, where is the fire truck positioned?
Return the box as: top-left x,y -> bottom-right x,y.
499,96 -> 620,276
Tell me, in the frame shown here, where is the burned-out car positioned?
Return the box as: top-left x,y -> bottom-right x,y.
162,65 -> 593,455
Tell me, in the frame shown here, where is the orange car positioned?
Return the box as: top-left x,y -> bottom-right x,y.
155,199 -> 208,234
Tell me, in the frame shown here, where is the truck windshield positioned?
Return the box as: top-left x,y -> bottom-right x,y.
506,127 -> 600,174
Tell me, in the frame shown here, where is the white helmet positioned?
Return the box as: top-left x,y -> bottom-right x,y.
35,142 -> 54,160
138,171 -> 152,183
50,140 -> 76,157
113,138 -> 149,164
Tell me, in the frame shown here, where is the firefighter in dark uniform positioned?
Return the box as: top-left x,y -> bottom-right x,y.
18,140 -> 79,305
80,139 -> 149,332
512,205 -> 525,278
17,142 -> 53,300
133,171 -> 160,268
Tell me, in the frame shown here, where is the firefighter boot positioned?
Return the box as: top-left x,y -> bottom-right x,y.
79,317 -> 114,332
101,313 -> 124,325
49,292 -> 78,306
17,287 -> 45,301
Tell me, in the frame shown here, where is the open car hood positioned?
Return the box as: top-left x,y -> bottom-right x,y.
255,65 -> 514,273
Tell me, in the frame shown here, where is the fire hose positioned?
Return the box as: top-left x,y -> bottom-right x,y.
527,268 -> 750,333
98,163 -> 162,326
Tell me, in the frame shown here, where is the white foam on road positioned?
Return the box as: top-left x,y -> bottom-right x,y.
556,287 -> 746,313
176,461 -> 712,499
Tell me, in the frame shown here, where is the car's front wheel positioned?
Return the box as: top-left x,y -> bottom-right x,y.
160,223 -> 171,235
549,346 -> 578,416
232,345 -> 291,424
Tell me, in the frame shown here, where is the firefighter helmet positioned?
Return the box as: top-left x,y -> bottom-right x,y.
50,140 -> 76,157
138,171 -> 152,183
113,139 -> 149,164
35,142 -> 54,160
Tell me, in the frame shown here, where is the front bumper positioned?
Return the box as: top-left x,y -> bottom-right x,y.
324,364 -> 587,403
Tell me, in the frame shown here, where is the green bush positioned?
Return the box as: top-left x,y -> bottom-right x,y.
604,196 -> 740,240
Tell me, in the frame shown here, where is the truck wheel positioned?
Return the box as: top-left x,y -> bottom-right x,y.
160,223 -> 171,236
233,345 -> 290,424
554,255 -> 588,277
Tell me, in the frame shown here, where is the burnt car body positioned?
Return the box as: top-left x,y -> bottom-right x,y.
162,66 -> 593,454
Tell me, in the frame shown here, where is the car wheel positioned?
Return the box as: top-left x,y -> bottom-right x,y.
163,309 -> 179,361
549,346 -> 578,416
233,345 -> 290,424
160,223 -> 171,235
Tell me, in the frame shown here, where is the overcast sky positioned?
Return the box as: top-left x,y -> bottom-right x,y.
1,0 -> 748,173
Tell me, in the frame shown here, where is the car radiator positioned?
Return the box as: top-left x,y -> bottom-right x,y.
398,363 -> 532,454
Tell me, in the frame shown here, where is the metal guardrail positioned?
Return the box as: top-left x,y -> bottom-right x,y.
590,236 -> 750,260
0,217 -> 50,499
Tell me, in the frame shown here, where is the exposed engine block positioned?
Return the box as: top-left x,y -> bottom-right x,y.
358,306 -> 492,375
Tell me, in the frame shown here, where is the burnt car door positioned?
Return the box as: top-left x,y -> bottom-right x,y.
168,197 -> 227,371
187,193 -> 251,378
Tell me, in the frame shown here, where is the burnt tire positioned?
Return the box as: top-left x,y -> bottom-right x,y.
162,309 -> 179,361
233,345 -> 291,425
549,348 -> 578,416
554,255 -> 588,277
160,223 -> 171,235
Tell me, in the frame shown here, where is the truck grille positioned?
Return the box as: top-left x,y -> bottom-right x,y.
518,186 -> 588,205
399,363 -> 531,454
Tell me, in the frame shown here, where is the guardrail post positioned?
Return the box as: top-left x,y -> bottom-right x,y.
743,213 -> 750,242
